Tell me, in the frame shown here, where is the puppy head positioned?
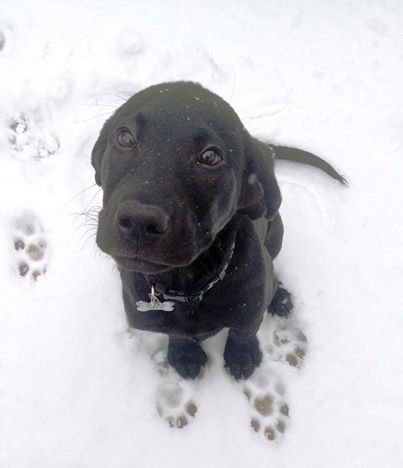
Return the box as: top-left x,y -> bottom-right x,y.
92,81 -> 280,274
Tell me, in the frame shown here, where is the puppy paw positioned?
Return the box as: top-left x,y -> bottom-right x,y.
224,336 -> 262,380
156,382 -> 198,429
269,286 -> 293,318
168,340 -> 207,379
6,112 -> 60,161
265,319 -> 308,369
12,212 -> 48,281
244,365 -> 289,441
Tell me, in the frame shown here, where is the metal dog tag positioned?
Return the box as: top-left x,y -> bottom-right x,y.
136,285 -> 175,312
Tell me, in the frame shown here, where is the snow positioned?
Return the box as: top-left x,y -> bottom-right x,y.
1,0 -> 403,467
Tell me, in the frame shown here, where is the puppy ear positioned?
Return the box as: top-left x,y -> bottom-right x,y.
91,120 -> 110,186
238,136 -> 281,220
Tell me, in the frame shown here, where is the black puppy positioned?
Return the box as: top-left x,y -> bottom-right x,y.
92,81 -> 345,380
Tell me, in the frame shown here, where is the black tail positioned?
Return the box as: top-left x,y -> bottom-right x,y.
270,145 -> 348,186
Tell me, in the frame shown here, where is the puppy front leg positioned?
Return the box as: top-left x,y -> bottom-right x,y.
126,308 -> 185,336
168,337 -> 207,379
224,329 -> 262,380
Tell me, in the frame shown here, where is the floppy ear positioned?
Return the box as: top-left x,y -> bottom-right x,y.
238,136 -> 282,220
91,119 -> 111,187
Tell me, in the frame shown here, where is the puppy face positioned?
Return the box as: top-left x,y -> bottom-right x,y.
92,82 -> 279,274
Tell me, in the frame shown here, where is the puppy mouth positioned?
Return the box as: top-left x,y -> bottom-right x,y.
113,245 -> 199,273
114,254 -> 172,273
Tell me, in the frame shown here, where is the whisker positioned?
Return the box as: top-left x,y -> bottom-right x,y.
78,228 -> 97,245
69,210 -> 100,225
81,103 -> 118,108
75,111 -> 114,123
81,232 -> 97,250
60,184 -> 98,211
84,189 -> 103,212
89,92 -> 127,102
73,189 -> 102,223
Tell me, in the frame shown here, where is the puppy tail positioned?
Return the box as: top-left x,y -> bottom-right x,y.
270,145 -> 348,187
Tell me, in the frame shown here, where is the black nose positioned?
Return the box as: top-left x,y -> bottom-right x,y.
116,201 -> 170,241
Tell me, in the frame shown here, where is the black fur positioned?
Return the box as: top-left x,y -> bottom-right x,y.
92,81 -> 344,379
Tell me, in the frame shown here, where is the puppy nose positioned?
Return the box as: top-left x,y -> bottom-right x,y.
116,201 -> 170,241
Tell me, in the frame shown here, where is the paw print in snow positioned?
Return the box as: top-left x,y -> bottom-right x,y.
7,113 -> 60,161
118,30 -> 146,57
264,319 -> 308,369
0,29 -> 5,51
156,382 -> 198,429
244,365 -> 289,441
124,330 -> 198,428
13,212 -> 48,281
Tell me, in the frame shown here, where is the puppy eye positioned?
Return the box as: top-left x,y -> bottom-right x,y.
197,147 -> 224,167
116,128 -> 136,149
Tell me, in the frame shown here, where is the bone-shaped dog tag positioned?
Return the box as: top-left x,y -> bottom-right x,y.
136,285 -> 175,312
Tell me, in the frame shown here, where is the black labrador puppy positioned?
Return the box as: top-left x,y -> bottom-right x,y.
92,81 -> 345,380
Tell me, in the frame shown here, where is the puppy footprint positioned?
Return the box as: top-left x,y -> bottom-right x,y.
124,330 -> 198,428
264,318 -> 308,369
13,212 -> 48,281
117,30 -> 146,57
244,365 -> 289,441
156,381 -> 198,429
0,29 -> 5,51
153,345 -> 198,428
7,112 -> 60,161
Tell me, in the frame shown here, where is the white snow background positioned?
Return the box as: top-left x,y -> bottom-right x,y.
1,0 -> 403,467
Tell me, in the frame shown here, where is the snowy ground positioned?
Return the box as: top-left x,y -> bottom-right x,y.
1,1 -> 403,467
